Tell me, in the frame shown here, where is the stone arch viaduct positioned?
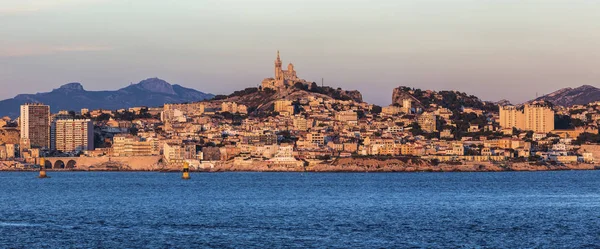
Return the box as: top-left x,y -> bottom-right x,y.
41,156 -> 162,170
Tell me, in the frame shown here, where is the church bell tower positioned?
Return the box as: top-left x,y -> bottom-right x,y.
275,50 -> 283,82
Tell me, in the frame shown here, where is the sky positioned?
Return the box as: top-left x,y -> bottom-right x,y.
1,0 -> 600,106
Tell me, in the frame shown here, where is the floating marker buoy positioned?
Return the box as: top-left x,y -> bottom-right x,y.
182,162 -> 190,180
39,158 -> 48,178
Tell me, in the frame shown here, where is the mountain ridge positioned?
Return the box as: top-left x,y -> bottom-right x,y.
0,78 -> 214,117
532,85 -> 600,106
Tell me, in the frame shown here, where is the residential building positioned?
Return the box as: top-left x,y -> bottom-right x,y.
51,119 -> 93,152
221,102 -> 248,114
417,112 -> 437,132
499,103 -> 554,133
335,111 -> 358,123
307,132 -> 325,146
20,103 -> 50,149
274,100 -> 294,115
111,135 -> 159,156
163,143 -> 197,164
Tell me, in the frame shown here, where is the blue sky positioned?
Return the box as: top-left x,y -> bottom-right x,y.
1,0 -> 600,105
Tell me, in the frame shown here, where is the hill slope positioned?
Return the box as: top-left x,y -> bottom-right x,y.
0,78 -> 214,117
392,86 -> 498,112
532,85 -> 600,106
210,84 -> 363,114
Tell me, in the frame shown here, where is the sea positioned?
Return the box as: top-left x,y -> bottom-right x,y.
0,171 -> 599,248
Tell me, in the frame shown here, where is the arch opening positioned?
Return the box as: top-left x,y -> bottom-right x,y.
54,160 -> 65,169
66,160 -> 76,169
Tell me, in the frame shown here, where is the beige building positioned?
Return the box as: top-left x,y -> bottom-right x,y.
440,129 -> 453,139
524,103 -> 554,133
161,109 -> 186,123
163,143 -> 185,164
417,112 -> 437,132
335,111 -> 358,123
221,102 -> 248,114
20,103 -> 50,149
306,132 -> 325,146
0,144 -> 15,159
382,105 -> 402,115
499,103 -> 554,133
293,116 -> 310,131
51,119 -> 94,152
163,143 -> 197,164
499,106 -> 524,131
163,102 -> 205,115
274,100 -> 294,115
111,135 -> 159,157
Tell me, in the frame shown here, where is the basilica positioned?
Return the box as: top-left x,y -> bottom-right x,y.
261,51 -> 307,90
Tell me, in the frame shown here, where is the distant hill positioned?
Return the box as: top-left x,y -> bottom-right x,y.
0,78 -> 214,117
532,85 -> 600,106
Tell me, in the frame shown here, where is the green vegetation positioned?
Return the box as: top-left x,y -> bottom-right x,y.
228,87 -> 259,97
371,105 -> 382,114
554,114 -> 586,129
574,132 -> 600,145
401,87 -> 498,113
307,82 -> 357,101
113,108 -> 155,121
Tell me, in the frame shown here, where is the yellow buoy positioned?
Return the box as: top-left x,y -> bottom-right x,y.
182,162 -> 190,180
39,157 -> 48,178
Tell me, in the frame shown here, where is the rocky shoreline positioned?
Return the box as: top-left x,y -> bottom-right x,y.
208,158 -> 599,172
2,158 -> 598,173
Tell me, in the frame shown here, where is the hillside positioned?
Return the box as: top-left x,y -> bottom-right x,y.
0,78 -> 214,117
210,84 -> 363,114
532,85 -> 600,106
392,86 -> 498,112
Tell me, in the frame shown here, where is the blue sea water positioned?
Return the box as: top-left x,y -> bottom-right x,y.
0,171 -> 599,248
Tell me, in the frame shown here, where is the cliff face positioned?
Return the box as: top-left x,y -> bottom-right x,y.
392,87 -> 423,107
343,90 -> 363,103
0,128 -> 19,144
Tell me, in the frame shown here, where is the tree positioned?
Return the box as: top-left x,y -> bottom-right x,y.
512,127 -> 520,136
525,131 -> 534,139
574,132 -> 600,145
220,133 -> 229,145
293,82 -> 307,90
554,115 -> 573,129
212,94 -> 228,100
310,82 -> 318,91
94,113 -> 111,122
356,110 -> 366,119
371,105 -> 382,114
571,118 -> 585,128
409,122 -> 424,136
